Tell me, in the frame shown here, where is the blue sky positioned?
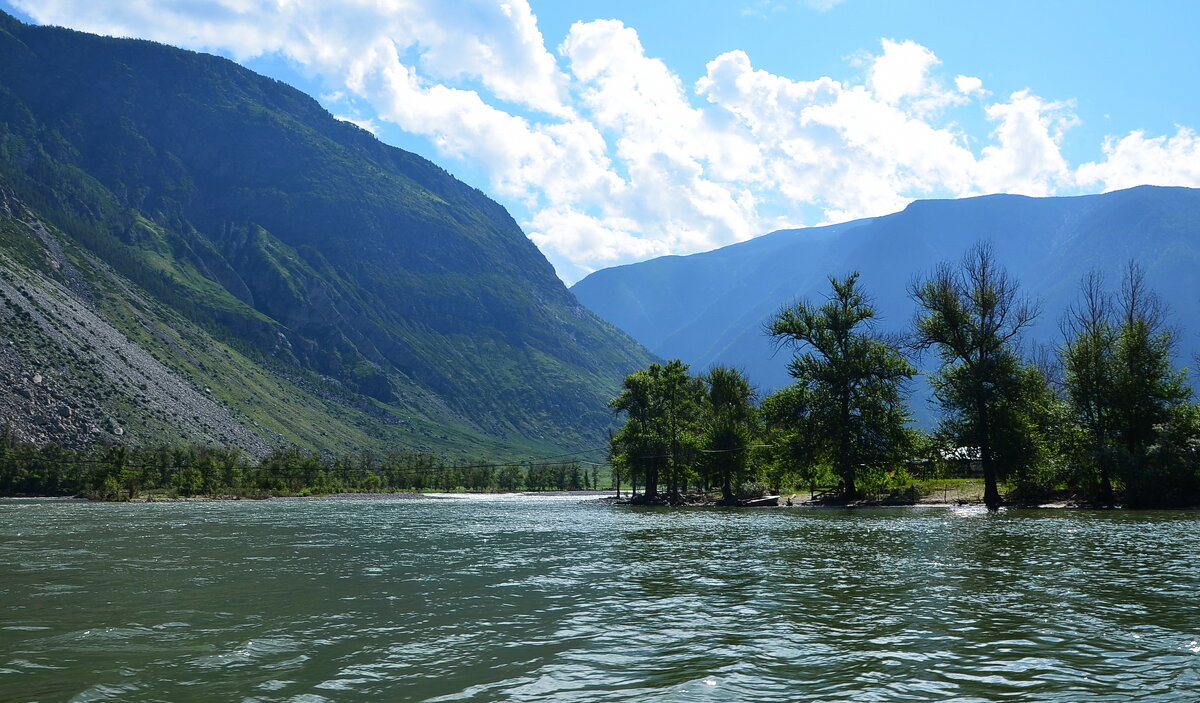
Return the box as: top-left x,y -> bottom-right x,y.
4,0 -> 1198,283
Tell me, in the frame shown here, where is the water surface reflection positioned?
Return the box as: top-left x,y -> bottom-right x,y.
1,497 -> 1197,701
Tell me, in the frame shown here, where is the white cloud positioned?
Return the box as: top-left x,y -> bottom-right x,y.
868,39 -> 940,105
11,2 -> 1200,283
976,90 -> 1076,196
14,0 -> 570,116
741,1 -> 788,19
1075,127 -> 1200,191
335,115 -> 380,135
954,75 -> 985,96
695,47 -> 977,222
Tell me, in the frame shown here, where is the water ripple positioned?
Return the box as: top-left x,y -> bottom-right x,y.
1,498 -> 1198,701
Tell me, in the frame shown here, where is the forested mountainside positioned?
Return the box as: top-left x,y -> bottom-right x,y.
0,11 -> 654,455
573,186 -> 1200,396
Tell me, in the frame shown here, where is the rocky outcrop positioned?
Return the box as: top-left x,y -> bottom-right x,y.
0,204 -> 272,453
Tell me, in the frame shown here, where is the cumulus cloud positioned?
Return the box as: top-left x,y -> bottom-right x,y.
954,75 -> 985,96
1075,128 -> 1200,191
868,39 -> 940,105
335,115 -> 380,135
15,0 -> 571,116
12,1 -> 1200,282
976,91 -> 1077,196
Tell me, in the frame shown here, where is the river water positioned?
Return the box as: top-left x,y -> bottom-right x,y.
1,496 -> 1197,702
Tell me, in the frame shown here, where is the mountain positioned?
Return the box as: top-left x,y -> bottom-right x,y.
0,12 -> 654,455
572,186 -> 1200,407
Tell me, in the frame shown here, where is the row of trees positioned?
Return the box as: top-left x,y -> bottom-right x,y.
0,434 -> 598,499
608,361 -> 756,505
608,244 -> 1199,509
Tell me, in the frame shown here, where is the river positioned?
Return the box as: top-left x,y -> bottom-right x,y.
1,496 -> 1197,701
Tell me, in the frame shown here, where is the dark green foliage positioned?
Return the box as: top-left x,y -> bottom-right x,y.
759,383 -> 830,492
601,250 -> 1200,508
608,360 -> 704,502
767,273 -> 915,498
700,366 -> 757,504
912,244 -> 1040,510
1130,403 -> 1200,507
1060,271 -> 1121,505
1061,265 -> 1192,507
0,429 -> 597,498
936,353 -> 1067,502
1109,267 -> 1191,457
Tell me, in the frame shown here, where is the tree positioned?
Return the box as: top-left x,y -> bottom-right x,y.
760,383 -> 825,494
700,366 -> 757,504
608,360 -> 703,503
659,360 -> 704,497
1137,401 -> 1200,507
609,366 -> 664,501
1061,264 -> 1191,506
769,272 -> 915,499
911,243 -> 1039,510
1110,263 -> 1190,458
1061,271 -> 1121,506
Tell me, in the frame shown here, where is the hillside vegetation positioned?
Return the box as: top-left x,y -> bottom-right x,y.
0,11 -> 653,456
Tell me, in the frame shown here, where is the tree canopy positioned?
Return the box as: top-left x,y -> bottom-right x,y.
767,272 -> 915,498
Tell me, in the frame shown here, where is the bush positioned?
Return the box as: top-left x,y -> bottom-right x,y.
737,480 -> 768,499
859,465 -> 920,501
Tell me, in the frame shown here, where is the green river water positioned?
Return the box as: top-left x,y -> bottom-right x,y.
1,495 -> 1198,702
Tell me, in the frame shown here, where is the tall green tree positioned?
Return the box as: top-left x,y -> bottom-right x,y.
1061,264 -> 1191,506
769,272 -> 915,498
659,360 -> 704,497
1111,263 -> 1190,458
936,350 -> 1066,500
759,383 -> 824,494
701,366 -> 757,504
1061,271 -> 1121,506
911,243 -> 1039,510
608,360 -> 702,503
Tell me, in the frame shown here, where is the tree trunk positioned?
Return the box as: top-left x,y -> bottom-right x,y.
721,466 -> 734,505
644,462 -> 658,502
979,400 -> 1001,511
668,439 -> 679,500
839,393 -> 855,499
981,449 -> 1001,511
984,412 -> 1003,506
1099,456 -> 1115,509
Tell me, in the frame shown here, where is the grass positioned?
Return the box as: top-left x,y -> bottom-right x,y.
917,478 -> 987,504
778,478 -> 988,506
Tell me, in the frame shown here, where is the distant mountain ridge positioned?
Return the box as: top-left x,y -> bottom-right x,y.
572,186 -> 1200,405
0,11 -> 654,454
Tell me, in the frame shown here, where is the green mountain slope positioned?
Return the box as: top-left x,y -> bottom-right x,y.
0,12 -> 654,455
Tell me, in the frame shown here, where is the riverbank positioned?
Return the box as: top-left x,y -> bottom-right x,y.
602,479 -> 1097,509
107,489 -> 623,502
0,482 -> 1158,509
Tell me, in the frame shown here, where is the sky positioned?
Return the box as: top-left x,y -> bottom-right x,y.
4,0 -> 1199,284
